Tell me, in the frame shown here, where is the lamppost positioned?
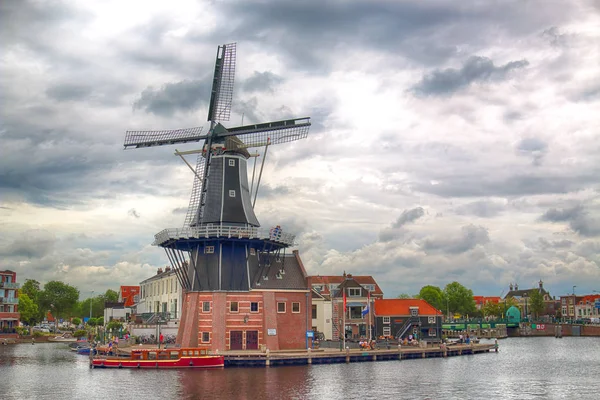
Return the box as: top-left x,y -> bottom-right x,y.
89,290 -> 94,321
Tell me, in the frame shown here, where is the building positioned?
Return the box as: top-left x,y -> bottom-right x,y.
311,273 -> 384,341
310,289 -> 332,340
473,296 -> 501,310
180,250 -> 310,351
0,270 -> 20,333
574,294 -> 600,320
309,274 -> 383,340
373,299 -> 443,342
504,281 -> 557,317
137,267 -> 181,321
119,285 -> 140,308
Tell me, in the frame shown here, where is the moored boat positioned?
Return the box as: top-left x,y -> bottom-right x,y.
48,333 -> 77,342
91,347 -> 224,369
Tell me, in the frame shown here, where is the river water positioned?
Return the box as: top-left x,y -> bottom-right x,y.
0,337 -> 598,399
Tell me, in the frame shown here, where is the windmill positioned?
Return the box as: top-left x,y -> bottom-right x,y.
124,43 -> 311,292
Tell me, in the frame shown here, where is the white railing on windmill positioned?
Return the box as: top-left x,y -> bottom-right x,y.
123,42 -> 311,241
152,224 -> 296,247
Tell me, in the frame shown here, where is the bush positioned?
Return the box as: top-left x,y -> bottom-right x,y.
33,331 -> 44,338
74,330 -> 87,338
16,326 -> 29,336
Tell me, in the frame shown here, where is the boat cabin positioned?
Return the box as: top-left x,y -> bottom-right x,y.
129,348 -> 210,361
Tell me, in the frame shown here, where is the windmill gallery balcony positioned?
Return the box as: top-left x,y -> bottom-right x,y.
153,224 -> 296,247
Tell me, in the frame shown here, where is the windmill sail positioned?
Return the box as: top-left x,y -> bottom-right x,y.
207,43 -> 236,122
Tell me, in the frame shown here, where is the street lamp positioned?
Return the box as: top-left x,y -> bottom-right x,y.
89,290 -> 94,321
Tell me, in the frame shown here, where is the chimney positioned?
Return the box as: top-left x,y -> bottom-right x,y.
165,266 -> 171,272
509,283 -> 513,291
157,268 -> 163,275
539,280 -> 543,289
515,283 -> 519,290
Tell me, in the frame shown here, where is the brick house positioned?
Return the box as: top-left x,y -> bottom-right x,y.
178,250 -> 311,352
0,270 -> 20,333
373,299 -> 443,342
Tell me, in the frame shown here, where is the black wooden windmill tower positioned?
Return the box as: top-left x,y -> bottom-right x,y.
124,43 -> 311,294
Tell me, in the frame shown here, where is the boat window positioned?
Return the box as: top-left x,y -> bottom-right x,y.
158,352 -> 168,360
182,350 -> 188,356
170,351 -> 179,360
148,352 -> 157,360
132,353 -> 142,360
194,350 -> 200,356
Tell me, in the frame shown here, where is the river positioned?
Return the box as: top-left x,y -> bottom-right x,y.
0,337 -> 598,399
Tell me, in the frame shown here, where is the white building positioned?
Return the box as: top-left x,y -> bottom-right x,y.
138,267 -> 182,320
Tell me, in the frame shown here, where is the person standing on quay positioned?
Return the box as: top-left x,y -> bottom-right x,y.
159,333 -> 164,349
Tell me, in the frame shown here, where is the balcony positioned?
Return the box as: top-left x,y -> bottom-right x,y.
0,312 -> 20,320
0,298 -> 19,304
0,282 -> 20,289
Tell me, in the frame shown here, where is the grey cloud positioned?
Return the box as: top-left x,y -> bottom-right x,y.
46,83 -> 93,101
538,237 -> 574,249
243,72 -> 284,93
456,200 -> 506,218
540,206 -> 600,237
516,137 -> 548,166
1,230 -> 56,258
541,206 -> 582,222
392,207 -> 425,228
414,173 -> 595,198
133,79 -> 210,117
412,56 -> 529,96
172,207 -> 187,215
423,224 -> 490,254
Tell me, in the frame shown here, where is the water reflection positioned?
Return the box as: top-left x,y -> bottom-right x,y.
1,338 -> 599,399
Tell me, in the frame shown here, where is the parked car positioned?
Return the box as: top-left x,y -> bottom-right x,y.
32,326 -> 50,333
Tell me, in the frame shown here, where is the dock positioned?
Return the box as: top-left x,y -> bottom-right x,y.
223,343 -> 497,367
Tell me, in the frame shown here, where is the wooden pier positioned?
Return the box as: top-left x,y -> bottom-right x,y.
223,343 -> 497,367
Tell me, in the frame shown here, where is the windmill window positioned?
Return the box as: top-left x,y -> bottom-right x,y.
229,159 -> 235,167
229,190 -> 236,197
250,248 -> 256,256
205,246 -> 215,254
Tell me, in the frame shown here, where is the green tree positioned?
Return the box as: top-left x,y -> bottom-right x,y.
38,281 -> 79,330
97,317 -> 104,326
18,292 -> 40,326
21,279 -> 44,321
481,301 -> 503,318
103,289 -> 119,303
528,290 -> 545,320
88,317 -> 98,327
72,317 -> 81,326
396,293 -> 412,299
444,282 -> 476,317
418,285 -> 445,311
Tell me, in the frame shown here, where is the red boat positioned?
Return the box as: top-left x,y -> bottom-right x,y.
91,347 -> 224,369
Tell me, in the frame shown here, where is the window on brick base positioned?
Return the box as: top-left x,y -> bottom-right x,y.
277,302 -> 286,313
292,302 -> 300,313
250,302 -> 258,312
202,332 -> 210,343
230,301 -> 239,313
202,301 -> 210,312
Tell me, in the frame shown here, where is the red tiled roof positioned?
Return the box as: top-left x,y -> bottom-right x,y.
579,294 -> 600,305
374,299 -> 442,316
473,296 -> 501,305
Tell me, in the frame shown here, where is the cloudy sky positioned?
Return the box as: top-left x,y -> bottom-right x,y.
2,0 -> 599,300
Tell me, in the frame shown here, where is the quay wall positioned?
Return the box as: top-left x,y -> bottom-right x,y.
518,323 -> 600,337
